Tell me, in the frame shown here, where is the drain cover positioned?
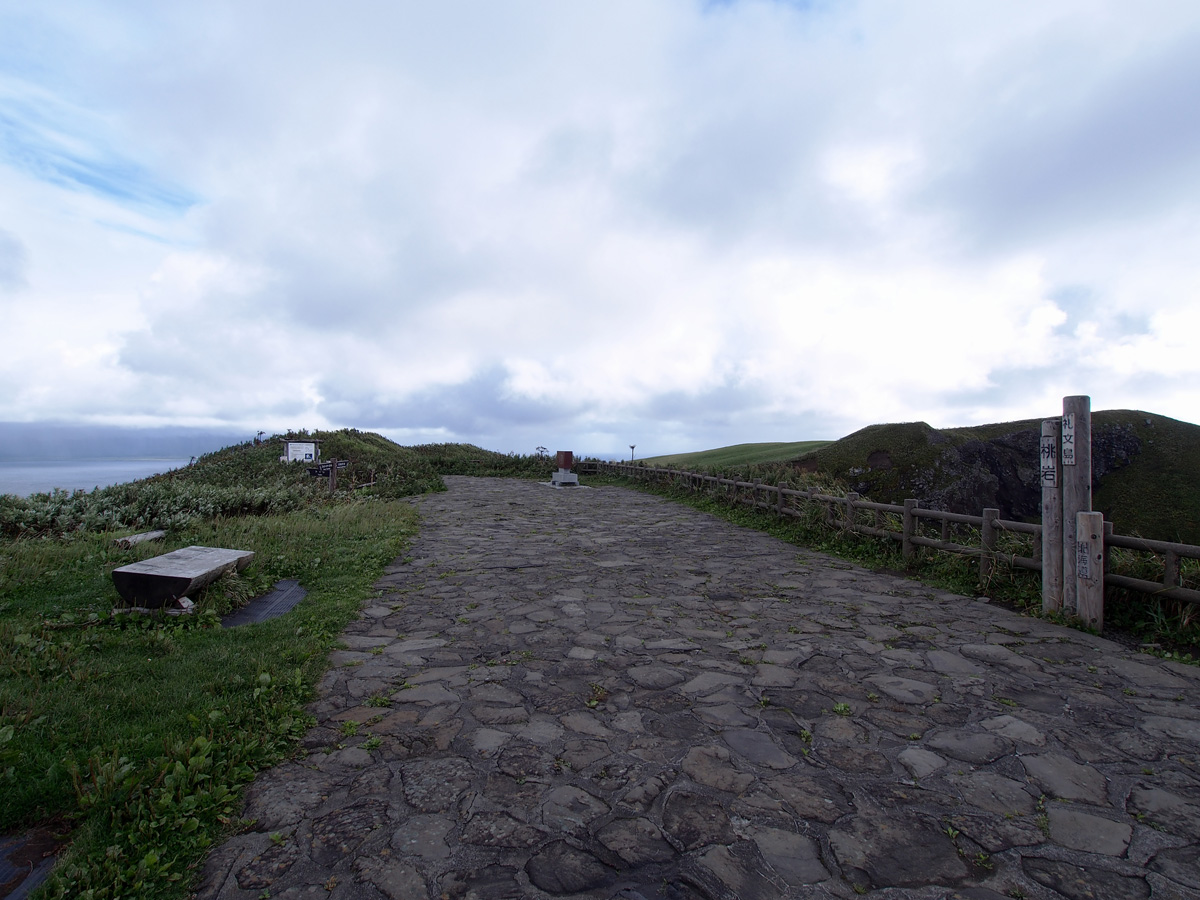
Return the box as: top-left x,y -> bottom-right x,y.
1,829 -> 60,900
221,579 -> 306,627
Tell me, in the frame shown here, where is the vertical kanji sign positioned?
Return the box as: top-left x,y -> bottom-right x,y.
1061,412 -> 1076,466
1040,432 -> 1057,487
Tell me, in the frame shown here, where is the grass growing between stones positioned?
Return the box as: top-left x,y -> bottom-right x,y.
0,441 -> 426,898
584,473 -> 1038,602
587,474 -> 1200,657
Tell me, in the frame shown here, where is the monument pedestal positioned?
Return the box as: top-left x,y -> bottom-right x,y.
550,450 -> 578,486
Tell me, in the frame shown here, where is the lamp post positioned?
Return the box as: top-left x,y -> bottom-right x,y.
629,444 -> 636,461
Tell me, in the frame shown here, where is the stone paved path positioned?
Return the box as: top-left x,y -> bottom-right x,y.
197,477 -> 1200,900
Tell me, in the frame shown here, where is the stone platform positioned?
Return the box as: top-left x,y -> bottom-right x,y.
198,476 -> 1200,899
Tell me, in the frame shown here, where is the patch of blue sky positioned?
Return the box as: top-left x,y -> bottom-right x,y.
1046,285 -> 1151,339
0,91 -> 197,216
92,219 -> 191,247
701,0 -> 827,11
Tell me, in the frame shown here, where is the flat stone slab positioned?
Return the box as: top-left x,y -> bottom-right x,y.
193,476 -> 1200,900
721,728 -> 797,769
113,545 -> 254,608
1022,753 -> 1108,803
898,747 -> 946,779
926,729 -> 1012,764
948,771 -> 1037,816
1047,805 -> 1132,855
864,674 -> 939,704
830,814 -> 968,888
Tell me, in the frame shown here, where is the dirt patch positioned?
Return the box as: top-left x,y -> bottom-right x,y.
866,450 -> 892,470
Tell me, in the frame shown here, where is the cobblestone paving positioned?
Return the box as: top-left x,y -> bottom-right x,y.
198,477 -> 1200,900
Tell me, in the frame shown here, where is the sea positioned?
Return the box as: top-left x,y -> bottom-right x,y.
0,458 -> 194,498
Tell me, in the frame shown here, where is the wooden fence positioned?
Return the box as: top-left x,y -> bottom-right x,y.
582,461 -> 1200,607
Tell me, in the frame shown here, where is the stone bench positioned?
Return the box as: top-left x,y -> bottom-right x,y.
112,545 -> 254,610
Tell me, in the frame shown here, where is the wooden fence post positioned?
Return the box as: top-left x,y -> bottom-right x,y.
903,499 -> 919,561
1061,396 -> 1091,615
777,481 -> 786,515
1103,520 -> 1113,584
1076,511 -> 1105,630
845,492 -> 859,532
1041,417 -> 1063,612
980,508 -> 999,586
1165,549 -> 1180,590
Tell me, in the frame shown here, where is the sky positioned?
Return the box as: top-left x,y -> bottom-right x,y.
1,1 -> 1198,460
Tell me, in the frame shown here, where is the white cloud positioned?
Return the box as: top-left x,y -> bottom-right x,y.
0,227 -> 27,289
1,0 -> 1198,456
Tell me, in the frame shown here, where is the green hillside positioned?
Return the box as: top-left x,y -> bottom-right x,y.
791,410 -> 1200,545
641,440 -> 831,469
0,432 -> 561,539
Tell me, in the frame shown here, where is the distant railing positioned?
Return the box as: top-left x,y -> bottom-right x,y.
584,461 -> 1200,607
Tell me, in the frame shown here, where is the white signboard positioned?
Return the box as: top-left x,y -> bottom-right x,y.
1040,434 -> 1057,487
286,441 -> 317,462
1061,413 -> 1076,466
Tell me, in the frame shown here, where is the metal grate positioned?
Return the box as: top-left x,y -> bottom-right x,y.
221,579 -> 307,627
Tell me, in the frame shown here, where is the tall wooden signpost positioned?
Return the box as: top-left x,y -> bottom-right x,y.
1042,395 -> 1103,629
1040,418 -> 1062,613
1060,395 -> 1091,616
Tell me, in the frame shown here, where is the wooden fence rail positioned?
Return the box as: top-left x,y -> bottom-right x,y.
582,461 -> 1200,607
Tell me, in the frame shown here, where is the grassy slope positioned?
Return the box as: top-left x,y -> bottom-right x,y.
792,410 -> 1200,545
1089,411 -> 1200,544
407,442 -> 558,478
640,440 -> 831,469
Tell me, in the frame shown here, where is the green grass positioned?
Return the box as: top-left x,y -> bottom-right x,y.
1089,412 -> 1200,545
1,500 -> 419,898
0,429 -> 458,898
639,440 -> 831,469
407,442 -> 559,478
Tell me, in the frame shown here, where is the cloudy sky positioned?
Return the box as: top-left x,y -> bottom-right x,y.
1,1 -> 1198,459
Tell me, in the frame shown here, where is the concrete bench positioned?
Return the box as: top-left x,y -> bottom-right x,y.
112,545 -> 254,610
